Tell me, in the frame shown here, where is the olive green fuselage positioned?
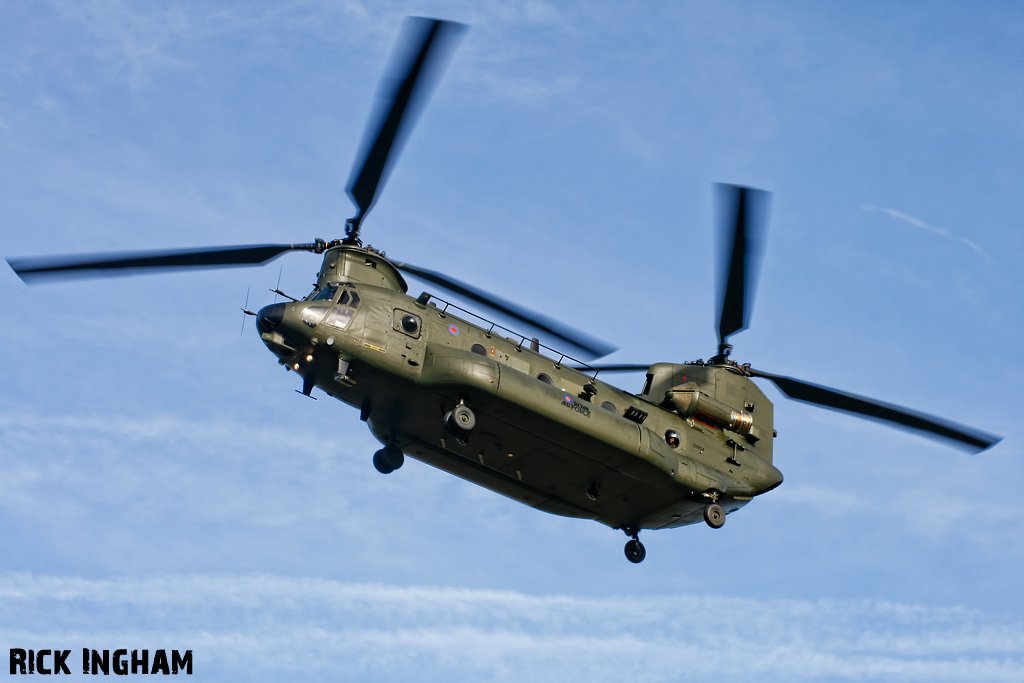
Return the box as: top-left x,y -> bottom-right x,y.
258,246 -> 783,531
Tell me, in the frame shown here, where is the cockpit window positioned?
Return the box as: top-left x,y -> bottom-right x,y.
301,304 -> 331,327
321,283 -> 360,330
311,283 -> 360,304
312,284 -> 338,301
324,307 -> 354,330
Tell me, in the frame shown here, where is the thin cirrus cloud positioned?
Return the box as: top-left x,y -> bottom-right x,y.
862,205 -> 992,262
1,572 -> 1022,682
3,414 -> 1022,681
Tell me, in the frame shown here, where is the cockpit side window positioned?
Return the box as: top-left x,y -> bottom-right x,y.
312,284 -> 338,301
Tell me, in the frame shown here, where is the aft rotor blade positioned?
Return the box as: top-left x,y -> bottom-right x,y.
8,243 -> 319,283
748,367 -> 1000,453
576,364 -> 651,373
391,260 -> 616,360
717,185 -> 770,351
346,17 -> 465,232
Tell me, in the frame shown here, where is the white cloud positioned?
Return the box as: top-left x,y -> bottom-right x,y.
0,572 -> 1021,682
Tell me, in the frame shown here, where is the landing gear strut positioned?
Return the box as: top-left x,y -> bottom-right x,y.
373,443 -> 404,474
623,527 -> 646,564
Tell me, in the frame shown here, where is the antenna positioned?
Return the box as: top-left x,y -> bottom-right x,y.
239,287 -> 256,335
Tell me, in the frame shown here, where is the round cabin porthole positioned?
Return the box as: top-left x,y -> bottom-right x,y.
601,401 -> 616,413
471,344 -> 487,356
537,373 -> 553,385
665,430 -> 681,448
401,314 -> 420,335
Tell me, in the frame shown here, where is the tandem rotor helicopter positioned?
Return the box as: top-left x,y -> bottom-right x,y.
7,18 -> 1000,563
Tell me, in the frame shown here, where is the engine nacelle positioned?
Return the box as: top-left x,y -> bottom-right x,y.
668,383 -> 754,436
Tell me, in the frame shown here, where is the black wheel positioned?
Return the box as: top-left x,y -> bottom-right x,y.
372,450 -> 391,473
624,539 -> 646,564
446,404 -> 476,433
703,503 -> 726,529
380,444 -> 404,471
374,446 -> 401,473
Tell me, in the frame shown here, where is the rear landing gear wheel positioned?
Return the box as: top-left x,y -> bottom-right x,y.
373,444 -> 404,474
703,503 -> 726,529
624,539 -> 646,564
445,403 -> 476,433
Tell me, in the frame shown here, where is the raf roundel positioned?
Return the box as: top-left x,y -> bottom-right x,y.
448,324 -> 459,336
563,394 -> 573,403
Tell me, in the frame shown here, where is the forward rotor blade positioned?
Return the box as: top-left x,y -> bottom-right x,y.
748,367 -> 1000,453
8,243 -> 319,283
391,260 -> 616,360
346,17 -> 465,232
717,185 -> 770,351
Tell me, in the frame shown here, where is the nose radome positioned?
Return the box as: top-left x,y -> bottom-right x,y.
257,303 -> 285,334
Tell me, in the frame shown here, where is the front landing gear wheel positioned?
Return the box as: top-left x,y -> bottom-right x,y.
373,444 -> 404,474
624,539 -> 646,564
703,503 -> 726,528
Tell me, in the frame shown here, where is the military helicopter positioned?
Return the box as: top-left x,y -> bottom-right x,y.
7,18 -> 1000,564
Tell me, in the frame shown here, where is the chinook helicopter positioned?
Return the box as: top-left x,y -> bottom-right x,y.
7,18 -> 1000,563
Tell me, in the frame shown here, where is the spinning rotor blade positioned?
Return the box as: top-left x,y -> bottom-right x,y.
391,260 -> 616,360
8,243 -> 320,283
747,367 -> 1000,453
576,364 -> 650,373
346,17 -> 465,239
716,185 -> 770,355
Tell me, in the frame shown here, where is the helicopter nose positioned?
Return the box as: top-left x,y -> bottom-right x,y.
257,303 -> 285,334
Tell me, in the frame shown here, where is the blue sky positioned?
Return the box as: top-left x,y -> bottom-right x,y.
1,1 -> 1022,680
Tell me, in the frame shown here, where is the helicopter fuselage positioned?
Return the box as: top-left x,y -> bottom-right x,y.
255,246 -> 783,532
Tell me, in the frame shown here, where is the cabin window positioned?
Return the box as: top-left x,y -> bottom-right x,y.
537,373 -> 553,385
601,401 -> 616,413
471,344 -> 487,356
393,309 -> 421,337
